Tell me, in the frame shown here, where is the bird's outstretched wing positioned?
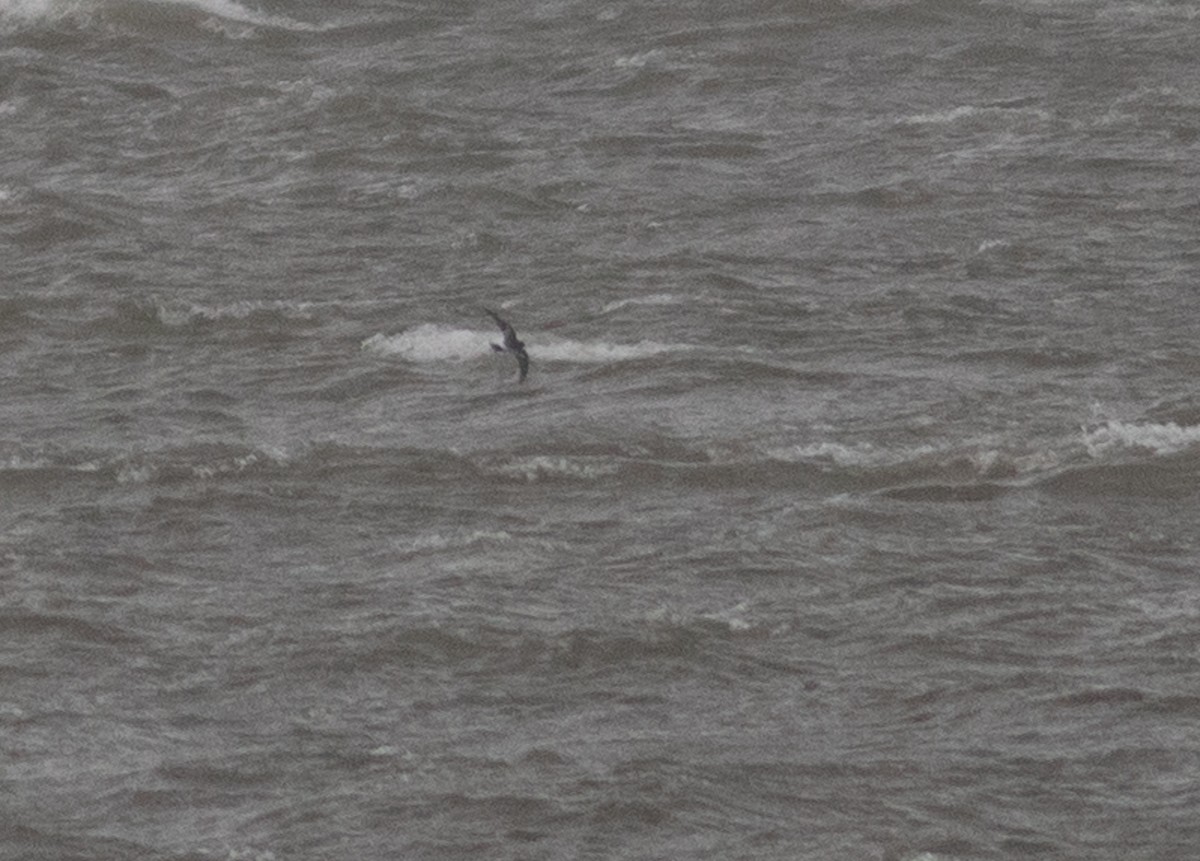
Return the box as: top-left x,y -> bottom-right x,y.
482,307 -> 529,382
515,348 -> 529,383
483,307 -> 520,351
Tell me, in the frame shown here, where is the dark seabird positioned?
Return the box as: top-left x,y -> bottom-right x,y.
483,307 -> 529,383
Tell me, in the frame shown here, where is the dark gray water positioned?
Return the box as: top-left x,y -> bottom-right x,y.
3,0 -> 1200,858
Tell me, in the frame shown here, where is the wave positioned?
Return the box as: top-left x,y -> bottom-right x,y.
764,436 -> 1045,480
954,345 -> 1103,370
102,442 -> 290,486
0,440 -> 502,495
0,440 -> 293,489
1042,454 -> 1200,500
1034,419 -> 1200,499
11,415 -> 1197,501
0,292 -> 81,332
535,337 -> 688,363
148,297 -> 320,327
152,0 -> 322,31
1081,419 -> 1200,458
362,324 -> 691,365
477,454 -> 623,483
403,528 -> 516,555
0,0 -> 324,34
0,0 -> 83,27
461,433 -> 1047,498
600,293 -> 685,314
1,607 -> 141,646
362,325 -> 492,363
767,419 -> 1200,501
813,177 -> 938,209
898,102 -> 1050,128
0,442 -> 111,497
7,188 -> 131,250
83,297 -> 323,339
291,608 -> 769,680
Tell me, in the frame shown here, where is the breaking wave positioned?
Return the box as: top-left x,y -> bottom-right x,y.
1082,419 -> 1200,458
0,0 -> 324,32
361,325 -> 690,365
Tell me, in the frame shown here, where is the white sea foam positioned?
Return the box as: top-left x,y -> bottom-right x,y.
113,445 -> 290,485
903,105 -> 982,125
153,298 -> 316,326
533,337 -> 686,363
489,455 -> 619,483
766,438 -> 1044,480
362,325 -> 485,362
699,601 -> 754,632
0,444 -> 107,473
407,529 -> 512,553
614,50 -> 665,69
1,453 -> 52,471
766,440 -> 900,468
0,0 -> 323,30
601,293 -> 683,314
0,0 -> 324,30
900,103 -> 1050,126
362,325 -> 689,364
0,0 -> 83,24
189,449 -> 277,480
159,0 -> 323,31
1082,420 -> 1200,458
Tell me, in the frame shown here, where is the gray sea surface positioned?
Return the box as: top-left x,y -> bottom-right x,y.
3,0 -> 1200,858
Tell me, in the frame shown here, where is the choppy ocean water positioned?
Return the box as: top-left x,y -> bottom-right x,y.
3,0 -> 1200,858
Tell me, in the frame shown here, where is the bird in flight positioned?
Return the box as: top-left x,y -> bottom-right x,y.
483,307 -> 529,383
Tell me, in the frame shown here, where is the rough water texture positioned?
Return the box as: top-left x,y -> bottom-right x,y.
3,0 -> 1200,859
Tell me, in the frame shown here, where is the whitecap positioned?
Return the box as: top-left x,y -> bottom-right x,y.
899,103 -> 1050,127
407,529 -> 511,553
766,440 -> 890,468
158,0 -> 323,31
489,455 -> 619,483
0,0 -> 87,26
1082,420 -> 1200,458
361,325 -> 484,362
1,453 -> 52,471
614,49 -> 665,69
0,0 -> 321,30
153,298 -> 316,326
601,293 -> 682,314
533,337 -> 689,363
902,105 -> 982,125
699,601 -> 754,632
362,325 -> 690,365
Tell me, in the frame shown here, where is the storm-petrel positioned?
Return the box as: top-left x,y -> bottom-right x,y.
483,307 -> 529,383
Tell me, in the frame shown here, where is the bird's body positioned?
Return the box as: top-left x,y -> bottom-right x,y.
483,307 -> 529,382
